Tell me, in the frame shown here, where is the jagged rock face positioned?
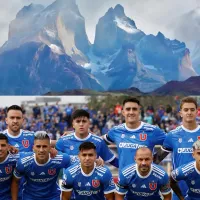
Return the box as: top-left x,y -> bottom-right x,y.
93,4 -> 145,56
3,0 -> 90,64
0,42 -> 102,95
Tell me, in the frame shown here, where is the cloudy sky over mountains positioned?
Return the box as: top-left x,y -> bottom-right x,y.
0,0 -> 199,47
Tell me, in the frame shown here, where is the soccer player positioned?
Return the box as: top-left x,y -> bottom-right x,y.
115,147 -> 172,200
154,97 -> 200,200
11,131 -> 71,200
170,140 -> 200,200
3,105 -> 35,152
103,97 -> 166,171
0,133 -> 18,200
61,142 -> 115,200
55,109 -> 118,167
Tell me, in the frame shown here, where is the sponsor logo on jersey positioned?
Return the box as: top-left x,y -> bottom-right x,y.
139,133 -> 147,141
5,166 -> 12,174
141,184 -> 146,188
22,140 -> 29,148
85,182 -> 91,186
92,179 -> 100,188
70,145 -> 74,150
188,138 -> 194,143
177,148 -> 193,153
48,168 -> 56,175
149,182 -> 157,190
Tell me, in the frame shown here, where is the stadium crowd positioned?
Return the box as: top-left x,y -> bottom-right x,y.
0,99 -> 195,139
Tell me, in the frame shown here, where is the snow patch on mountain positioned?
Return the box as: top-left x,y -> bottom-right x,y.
114,17 -> 139,34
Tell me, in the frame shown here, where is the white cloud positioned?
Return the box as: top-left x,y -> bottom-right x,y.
0,0 -> 199,47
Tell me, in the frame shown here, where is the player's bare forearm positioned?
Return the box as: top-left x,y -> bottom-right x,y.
115,193 -> 125,200
11,176 -> 19,200
153,147 -> 169,164
105,192 -> 115,200
170,176 -> 184,200
61,191 -> 72,200
163,192 -> 172,200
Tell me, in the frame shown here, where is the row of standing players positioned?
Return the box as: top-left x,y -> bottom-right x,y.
0,96 -> 199,200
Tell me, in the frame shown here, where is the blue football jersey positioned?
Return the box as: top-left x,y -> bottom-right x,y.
116,163 -> 171,200
14,152 -> 70,200
61,163 -> 116,200
162,125 -> 200,198
0,153 -> 19,200
171,161 -> 200,200
105,122 -> 166,170
3,129 -> 34,152
56,132 -> 115,165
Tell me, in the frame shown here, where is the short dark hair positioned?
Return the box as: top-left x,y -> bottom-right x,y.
135,147 -> 152,156
180,97 -> 198,109
34,131 -> 50,141
72,109 -> 90,121
79,142 -> 96,152
122,97 -> 140,107
6,105 -> 23,116
0,133 -> 8,143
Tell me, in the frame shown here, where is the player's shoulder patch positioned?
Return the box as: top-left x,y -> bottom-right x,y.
122,164 -> 136,178
143,122 -> 157,131
68,163 -> 81,176
170,126 -> 182,134
112,123 -> 125,130
20,152 -> 34,166
61,132 -> 75,140
181,161 -> 195,176
152,164 -> 166,178
91,134 -> 103,143
22,130 -> 34,136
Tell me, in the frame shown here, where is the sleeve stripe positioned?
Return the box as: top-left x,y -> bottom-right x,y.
103,135 -> 113,144
161,146 -> 172,153
60,187 -> 73,192
161,189 -> 172,195
104,154 -> 116,163
115,190 -> 127,195
104,189 -> 116,194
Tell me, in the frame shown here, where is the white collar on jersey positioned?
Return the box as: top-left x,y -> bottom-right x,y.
34,153 -> 51,166
125,122 -> 144,131
136,163 -> 152,179
74,132 -> 92,141
80,163 -> 96,177
181,125 -> 200,133
194,161 -> 200,175
6,129 -> 23,138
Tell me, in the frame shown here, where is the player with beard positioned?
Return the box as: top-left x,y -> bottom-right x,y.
115,147 -> 172,200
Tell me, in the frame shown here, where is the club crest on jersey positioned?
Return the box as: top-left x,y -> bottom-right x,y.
178,138 -> 182,143
5,166 -> 12,174
197,136 -> 200,141
22,140 -> 29,148
149,182 -> 157,190
70,145 -> 74,150
48,168 -> 56,175
92,180 -> 100,188
140,133 -> 147,141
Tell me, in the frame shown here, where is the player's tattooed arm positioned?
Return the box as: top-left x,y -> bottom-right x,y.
170,176 -> 184,200
153,146 -> 170,164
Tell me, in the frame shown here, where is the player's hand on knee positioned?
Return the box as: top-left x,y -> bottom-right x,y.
8,145 -> 19,154
95,157 -> 104,167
